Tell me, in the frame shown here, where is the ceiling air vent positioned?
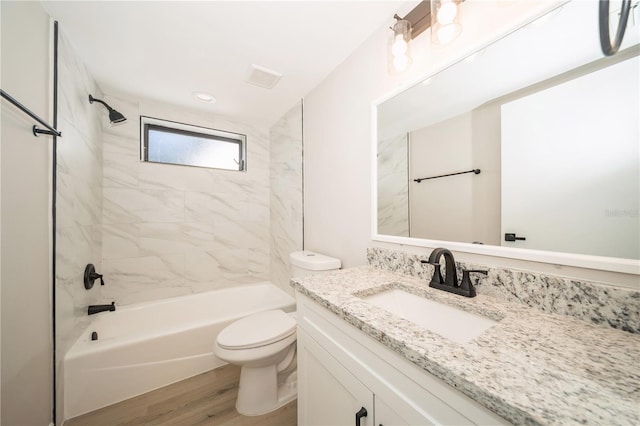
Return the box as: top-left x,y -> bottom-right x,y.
246,64 -> 282,89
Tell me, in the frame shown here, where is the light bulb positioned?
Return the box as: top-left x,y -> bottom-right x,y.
437,1 -> 458,25
437,23 -> 461,44
392,34 -> 408,56
393,54 -> 411,72
389,19 -> 411,73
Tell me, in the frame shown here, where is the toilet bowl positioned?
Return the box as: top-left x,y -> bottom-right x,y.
214,310 -> 298,416
215,250 -> 341,416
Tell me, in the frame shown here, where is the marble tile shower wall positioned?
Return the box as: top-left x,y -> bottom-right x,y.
100,95 -> 271,305
56,31 -> 105,354
368,247 -> 640,333
377,133 -> 409,237
56,30 -> 105,423
269,102 -> 303,296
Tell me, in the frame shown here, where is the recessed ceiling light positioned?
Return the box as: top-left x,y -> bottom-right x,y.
192,92 -> 216,103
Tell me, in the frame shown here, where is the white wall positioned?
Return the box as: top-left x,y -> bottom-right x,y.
408,106 -> 502,245
501,55 -> 639,259
0,1 -> 53,424
470,101 -> 502,246
303,0 -> 638,287
410,113 -> 473,241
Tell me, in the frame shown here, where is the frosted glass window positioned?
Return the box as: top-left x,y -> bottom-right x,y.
141,116 -> 246,171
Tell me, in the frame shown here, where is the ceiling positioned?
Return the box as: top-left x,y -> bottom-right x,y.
42,1 -> 407,128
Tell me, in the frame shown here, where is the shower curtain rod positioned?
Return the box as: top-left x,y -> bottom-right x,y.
414,168 -> 481,183
0,89 -> 62,137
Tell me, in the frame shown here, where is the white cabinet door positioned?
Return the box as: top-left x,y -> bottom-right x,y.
298,328 -> 374,426
374,397 -> 411,426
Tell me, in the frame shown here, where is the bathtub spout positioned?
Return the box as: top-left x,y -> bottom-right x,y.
88,302 -> 115,315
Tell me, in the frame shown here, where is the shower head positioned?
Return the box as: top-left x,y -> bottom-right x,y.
88,94 -> 127,124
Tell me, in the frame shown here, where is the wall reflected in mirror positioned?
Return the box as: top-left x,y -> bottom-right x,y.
376,0 -> 639,260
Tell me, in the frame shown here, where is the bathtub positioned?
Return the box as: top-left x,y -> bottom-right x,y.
64,283 -> 296,420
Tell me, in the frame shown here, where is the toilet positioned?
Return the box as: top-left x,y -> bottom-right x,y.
214,250 -> 341,416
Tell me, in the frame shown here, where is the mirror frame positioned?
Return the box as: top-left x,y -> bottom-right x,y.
370,3 -> 640,275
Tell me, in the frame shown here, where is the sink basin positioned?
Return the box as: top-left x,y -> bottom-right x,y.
361,289 -> 497,344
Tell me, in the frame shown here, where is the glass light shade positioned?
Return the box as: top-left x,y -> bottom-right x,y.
437,23 -> 462,44
393,54 -> 411,72
431,0 -> 463,45
389,19 -> 412,72
437,1 -> 458,25
392,34 -> 408,56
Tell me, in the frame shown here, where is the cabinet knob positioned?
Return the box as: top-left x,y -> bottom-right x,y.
355,407 -> 368,426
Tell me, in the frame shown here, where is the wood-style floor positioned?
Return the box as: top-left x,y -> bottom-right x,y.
64,364 -> 297,425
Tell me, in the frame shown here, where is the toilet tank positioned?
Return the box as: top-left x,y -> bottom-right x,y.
290,251 -> 341,278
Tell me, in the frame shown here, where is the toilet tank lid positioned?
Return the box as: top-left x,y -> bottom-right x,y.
290,251 -> 341,271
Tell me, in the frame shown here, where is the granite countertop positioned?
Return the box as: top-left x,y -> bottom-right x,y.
291,266 -> 640,426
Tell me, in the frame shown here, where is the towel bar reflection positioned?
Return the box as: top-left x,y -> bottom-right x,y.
414,168 -> 480,183
0,89 -> 62,137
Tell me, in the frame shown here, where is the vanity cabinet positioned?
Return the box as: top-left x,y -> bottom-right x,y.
296,293 -> 509,426
298,328 -> 374,425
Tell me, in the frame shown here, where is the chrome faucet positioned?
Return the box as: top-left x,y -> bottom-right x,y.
421,248 -> 487,298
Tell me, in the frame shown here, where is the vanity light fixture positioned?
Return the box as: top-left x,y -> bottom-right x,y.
387,1 -> 464,72
431,0 -> 463,45
390,17 -> 413,72
388,1 -> 431,73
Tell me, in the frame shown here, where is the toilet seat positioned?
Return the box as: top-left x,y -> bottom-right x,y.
217,310 -> 296,350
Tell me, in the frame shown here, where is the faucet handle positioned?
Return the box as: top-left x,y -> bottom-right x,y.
460,269 -> 487,297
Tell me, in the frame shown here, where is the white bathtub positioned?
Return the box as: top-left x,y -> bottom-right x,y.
64,283 -> 296,420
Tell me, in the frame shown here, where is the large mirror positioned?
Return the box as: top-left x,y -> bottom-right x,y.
374,0 -> 639,273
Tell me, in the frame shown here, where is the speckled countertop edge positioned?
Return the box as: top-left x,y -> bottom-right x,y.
291,266 -> 640,426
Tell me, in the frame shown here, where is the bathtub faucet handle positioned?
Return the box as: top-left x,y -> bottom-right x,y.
84,264 -> 105,289
90,271 -> 104,286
